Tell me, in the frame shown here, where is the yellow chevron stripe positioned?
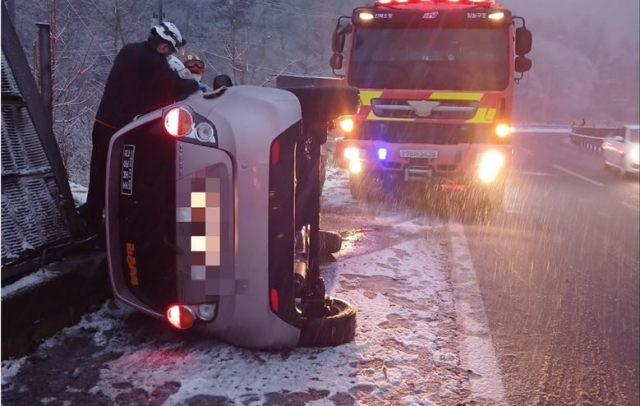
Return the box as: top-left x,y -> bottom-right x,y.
466,108 -> 497,123
429,92 -> 484,101
360,91 -> 383,106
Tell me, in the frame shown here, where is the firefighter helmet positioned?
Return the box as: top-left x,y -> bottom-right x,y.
150,22 -> 186,51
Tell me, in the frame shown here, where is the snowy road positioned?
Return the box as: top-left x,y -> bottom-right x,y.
2,131 -> 638,406
3,170 -> 488,405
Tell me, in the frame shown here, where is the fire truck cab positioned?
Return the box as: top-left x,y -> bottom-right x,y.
331,0 -> 532,210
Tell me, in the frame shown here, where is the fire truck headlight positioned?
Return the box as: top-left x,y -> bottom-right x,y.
495,123 -> 511,138
478,166 -> 500,183
349,159 -> 363,174
339,117 -> 355,133
488,12 -> 505,20
344,147 -> 361,160
478,150 -> 506,183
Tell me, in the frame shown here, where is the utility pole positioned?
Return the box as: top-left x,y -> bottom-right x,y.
152,0 -> 164,27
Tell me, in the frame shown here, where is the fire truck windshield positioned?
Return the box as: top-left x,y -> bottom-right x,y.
348,27 -> 509,91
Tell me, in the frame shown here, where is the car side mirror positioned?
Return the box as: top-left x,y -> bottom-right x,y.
516,26 -> 533,56
330,53 -> 344,70
213,74 -> 232,90
515,56 -> 532,73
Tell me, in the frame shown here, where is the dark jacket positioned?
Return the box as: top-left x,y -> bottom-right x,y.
95,41 -> 199,129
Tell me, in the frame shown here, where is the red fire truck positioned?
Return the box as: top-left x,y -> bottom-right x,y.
330,0 -> 532,210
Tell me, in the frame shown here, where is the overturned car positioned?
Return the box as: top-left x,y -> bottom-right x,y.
105,81 -> 359,350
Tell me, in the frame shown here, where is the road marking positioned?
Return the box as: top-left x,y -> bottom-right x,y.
520,171 -> 555,177
448,223 -> 508,405
552,164 -> 605,187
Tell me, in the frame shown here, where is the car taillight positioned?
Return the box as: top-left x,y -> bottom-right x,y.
271,139 -> 281,165
270,288 -> 280,313
164,107 -> 193,137
166,304 -> 195,329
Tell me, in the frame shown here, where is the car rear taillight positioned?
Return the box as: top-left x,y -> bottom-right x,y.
270,288 -> 280,313
271,139 -> 281,165
164,107 -> 193,137
166,305 -> 195,329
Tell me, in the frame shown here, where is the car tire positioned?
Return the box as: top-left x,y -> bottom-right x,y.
602,161 -> 612,171
298,297 -> 357,347
319,230 -> 342,254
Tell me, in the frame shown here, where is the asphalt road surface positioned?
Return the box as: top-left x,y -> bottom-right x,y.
463,132 -> 639,405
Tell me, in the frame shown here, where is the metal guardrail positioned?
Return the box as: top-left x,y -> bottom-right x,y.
1,1 -> 88,285
569,127 -> 622,152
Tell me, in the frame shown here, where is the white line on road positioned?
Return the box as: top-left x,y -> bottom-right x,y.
448,223 -> 508,405
552,164 -> 605,187
520,171 -> 556,177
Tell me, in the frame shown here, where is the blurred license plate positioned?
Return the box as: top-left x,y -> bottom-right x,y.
121,144 -> 135,195
399,149 -> 438,158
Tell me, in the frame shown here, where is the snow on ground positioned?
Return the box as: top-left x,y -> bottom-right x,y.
322,167 -> 352,211
2,168 -> 473,406
0,267 -> 58,299
69,182 -> 88,207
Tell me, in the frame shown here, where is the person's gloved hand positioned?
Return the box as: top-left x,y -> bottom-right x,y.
197,82 -> 208,93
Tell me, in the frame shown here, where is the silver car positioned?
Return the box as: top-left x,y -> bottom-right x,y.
602,124 -> 640,177
105,84 -> 358,350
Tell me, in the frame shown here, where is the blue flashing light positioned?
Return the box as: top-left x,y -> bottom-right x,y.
378,148 -> 388,160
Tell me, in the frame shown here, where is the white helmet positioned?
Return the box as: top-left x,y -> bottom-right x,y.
167,55 -> 191,79
150,22 -> 186,51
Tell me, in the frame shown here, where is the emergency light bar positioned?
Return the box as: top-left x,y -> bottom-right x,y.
376,0 -> 495,5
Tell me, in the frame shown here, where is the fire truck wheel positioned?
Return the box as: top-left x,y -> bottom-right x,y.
298,297 -> 357,347
319,230 -> 342,254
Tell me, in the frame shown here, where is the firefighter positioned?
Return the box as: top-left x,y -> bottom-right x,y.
183,53 -> 209,91
82,22 -> 200,237
183,54 -> 204,80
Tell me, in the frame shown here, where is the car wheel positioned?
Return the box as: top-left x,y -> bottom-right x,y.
319,230 -> 342,254
298,297 -> 356,347
602,161 -> 612,171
